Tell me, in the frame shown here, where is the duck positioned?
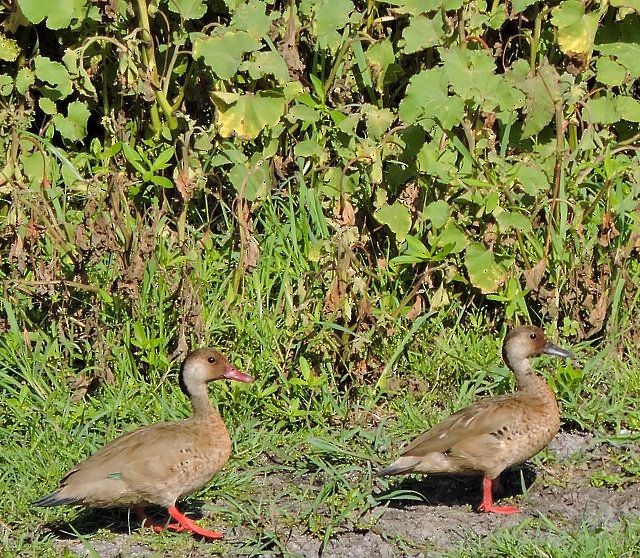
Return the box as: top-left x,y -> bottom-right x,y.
379,325 -> 573,514
35,348 -> 253,539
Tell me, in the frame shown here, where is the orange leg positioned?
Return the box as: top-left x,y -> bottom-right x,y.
135,506 -> 224,539
477,477 -> 520,514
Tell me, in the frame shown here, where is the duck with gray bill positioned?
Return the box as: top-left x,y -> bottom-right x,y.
379,325 -> 573,514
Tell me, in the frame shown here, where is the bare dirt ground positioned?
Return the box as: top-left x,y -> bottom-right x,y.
53,433 -> 640,558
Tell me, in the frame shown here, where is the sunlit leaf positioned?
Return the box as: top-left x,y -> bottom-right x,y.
465,243 -> 507,294
375,202 -> 412,242
193,31 -> 261,79
616,96 -> 640,122
551,0 -> 600,55
231,0 -> 271,39
399,67 -> 465,131
0,74 -> 13,96
0,35 -> 20,62
15,68 -> 35,94
18,0 -> 87,30
400,13 -> 445,54
366,39 -> 395,90
34,56 -> 73,99
596,57 -> 627,87
495,210 -> 532,233
211,91 -> 286,139
166,0 -> 207,20
423,200 -> 450,229
52,100 -> 90,141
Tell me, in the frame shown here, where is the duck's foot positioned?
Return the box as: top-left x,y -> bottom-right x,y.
135,506 -> 224,539
478,502 -> 521,514
478,477 -> 521,515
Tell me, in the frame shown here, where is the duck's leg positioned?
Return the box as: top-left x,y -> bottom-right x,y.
135,506 -> 223,539
477,477 -> 520,514
167,506 -> 224,539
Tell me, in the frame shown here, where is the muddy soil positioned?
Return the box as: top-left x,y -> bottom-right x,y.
54,433 -> 640,558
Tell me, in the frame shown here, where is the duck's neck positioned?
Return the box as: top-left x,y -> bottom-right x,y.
510,357 -> 555,403
186,382 -> 219,420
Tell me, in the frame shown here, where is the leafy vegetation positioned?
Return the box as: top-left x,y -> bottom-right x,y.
1,0 -> 639,556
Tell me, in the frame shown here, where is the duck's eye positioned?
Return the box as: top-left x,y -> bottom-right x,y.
529,333 -> 538,340
207,356 -> 217,364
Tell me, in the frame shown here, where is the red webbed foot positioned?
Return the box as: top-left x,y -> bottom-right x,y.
135,506 -> 224,540
478,477 -> 521,515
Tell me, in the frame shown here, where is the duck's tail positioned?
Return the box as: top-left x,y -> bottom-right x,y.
378,456 -> 422,477
33,489 -> 78,507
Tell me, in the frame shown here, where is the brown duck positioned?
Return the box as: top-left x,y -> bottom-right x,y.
35,348 -> 253,538
379,325 -> 573,514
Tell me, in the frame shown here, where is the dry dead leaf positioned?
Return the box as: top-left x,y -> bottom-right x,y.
406,294 -> 423,321
524,257 -> 547,291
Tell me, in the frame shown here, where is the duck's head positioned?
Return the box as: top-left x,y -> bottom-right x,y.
179,348 -> 253,396
502,325 -> 573,368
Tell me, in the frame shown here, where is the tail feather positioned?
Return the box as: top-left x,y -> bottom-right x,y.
378,456 -> 422,477
33,490 -> 79,507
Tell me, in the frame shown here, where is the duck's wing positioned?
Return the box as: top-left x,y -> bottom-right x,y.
400,395 -> 525,457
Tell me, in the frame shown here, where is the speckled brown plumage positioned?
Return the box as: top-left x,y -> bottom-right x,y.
379,325 -> 573,514
35,348 -> 253,538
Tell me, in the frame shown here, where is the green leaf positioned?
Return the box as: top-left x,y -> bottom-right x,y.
366,39 -> 395,90
193,31 -> 261,79
400,14 -> 445,54
616,96 -> 640,122
495,210 -> 532,233
52,100 -> 90,141
231,0 -> 271,39
166,0 -> 207,20
34,56 -> 73,99
294,139 -> 325,158
387,0 -> 463,15
21,150 -> 47,183
423,200 -> 450,230
516,163 -> 549,196
399,67 -> 465,131
362,105 -> 395,140
287,104 -> 321,124
152,147 -> 175,170
596,57 -> 627,87
18,0 -> 87,30
551,0 -> 600,55
0,74 -> 13,96
150,176 -> 174,189
464,243 -> 507,294
375,201 -> 412,242
245,51 -> 290,83
228,155 -> 271,201
16,68 -> 35,94
39,97 -> 57,115
312,0 -> 356,52
0,34 -> 20,62
610,0 -> 640,11
505,59 -> 558,138
211,91 -> 286,139
597,43 -> 640,79
434,221 -> 467,253
585,96 -> 620,124
416,140 -> 457,179
512,0 -> 537,11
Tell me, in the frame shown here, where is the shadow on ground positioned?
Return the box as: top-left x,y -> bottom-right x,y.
45,501 -> 208,539
375,465 -> 537,510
